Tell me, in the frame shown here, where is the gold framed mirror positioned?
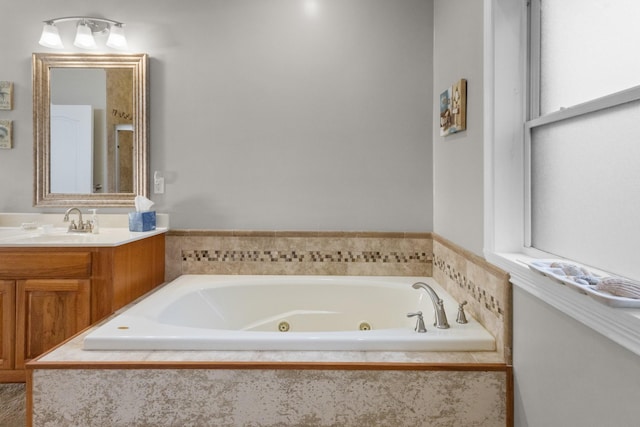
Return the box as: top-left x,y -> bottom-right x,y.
33,53 -> 149,207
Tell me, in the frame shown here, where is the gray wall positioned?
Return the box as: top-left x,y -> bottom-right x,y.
513,286 -> 640,427
432,0 -> 484,256
0,0 -> 433,231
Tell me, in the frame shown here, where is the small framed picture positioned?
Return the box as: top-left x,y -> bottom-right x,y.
0,81 -> 13,110
0,120 -> 12,149
439,78 -> 467,136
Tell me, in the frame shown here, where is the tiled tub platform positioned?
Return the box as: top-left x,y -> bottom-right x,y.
28,232 -> 512,426
28,331 -> 512,426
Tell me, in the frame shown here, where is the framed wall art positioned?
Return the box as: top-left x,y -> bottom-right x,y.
439,78 -> 467,136
0,81 -> 13,110
0,120 -> 12,149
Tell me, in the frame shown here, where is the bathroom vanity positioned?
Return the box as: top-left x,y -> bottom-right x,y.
0,215 -> 166,383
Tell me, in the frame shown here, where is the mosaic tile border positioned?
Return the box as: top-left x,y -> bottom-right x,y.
166,231 -> 434,279
182,249 -> 431,264
433,254 -> 504,319
431,236 -> 511,362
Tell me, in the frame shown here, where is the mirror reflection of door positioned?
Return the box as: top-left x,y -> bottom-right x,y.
50,104 -> 93,193
115,125 -> 134,193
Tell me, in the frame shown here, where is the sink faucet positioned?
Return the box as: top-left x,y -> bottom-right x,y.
411,282 -> 450,329
63,207 -> 92,233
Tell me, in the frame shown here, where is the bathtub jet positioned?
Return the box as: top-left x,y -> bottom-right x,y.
83,275 -> 495,352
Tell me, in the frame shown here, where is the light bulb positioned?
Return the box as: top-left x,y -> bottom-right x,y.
74,21 -> 96,49
39,23 -> 64,49
106,24 -> 127,49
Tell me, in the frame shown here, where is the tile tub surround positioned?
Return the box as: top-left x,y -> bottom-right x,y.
165,230 -> 510,361
165,230 -> 433,280
432,235 -> 512,363
30,367 -> 510,427
26,232 -> 514,426
29,330 -> 511,426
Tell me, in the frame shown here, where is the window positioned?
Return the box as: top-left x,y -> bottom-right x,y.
526,0 -> 640,281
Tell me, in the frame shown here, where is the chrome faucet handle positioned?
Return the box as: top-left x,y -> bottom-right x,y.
407,311 -> 427,333
456,301 -> 468,324
434,299 -> 450,329
78,220 -> 92,232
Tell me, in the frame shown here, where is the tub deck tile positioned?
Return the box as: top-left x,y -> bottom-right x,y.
33,329 -> 504,366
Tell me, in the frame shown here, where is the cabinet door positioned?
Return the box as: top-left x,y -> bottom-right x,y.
15,279 -> 90,369
0,280 -> 14,370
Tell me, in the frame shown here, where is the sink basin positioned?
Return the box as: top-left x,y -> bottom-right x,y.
0,228 -> 33,240
0,227 -> 97,244
7,232 -> 100,244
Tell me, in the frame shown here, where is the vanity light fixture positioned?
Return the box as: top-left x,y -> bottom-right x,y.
38,22 -> 64,49
73,20 -> 97,49
38,16 -> 128,50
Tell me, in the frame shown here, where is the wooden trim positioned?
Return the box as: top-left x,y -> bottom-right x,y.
506,365 -> 514,427
0,280 -> 15,370
28,360 -> 509,372
0,369 -> 25,382
25,369 -> 33,427
0,251 -> 92,279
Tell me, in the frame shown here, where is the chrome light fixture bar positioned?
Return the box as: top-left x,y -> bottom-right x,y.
39,16 -> 128,50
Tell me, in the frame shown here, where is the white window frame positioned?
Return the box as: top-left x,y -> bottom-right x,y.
525,0 -> 640,253
483,0 -> 640,357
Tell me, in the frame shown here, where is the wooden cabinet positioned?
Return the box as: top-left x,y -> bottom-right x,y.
0,280 -> 14,371
16,279 -> 90,369
0,233 -> 165,382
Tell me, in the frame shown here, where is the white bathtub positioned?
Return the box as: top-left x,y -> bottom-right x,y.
83,275 -> 496,352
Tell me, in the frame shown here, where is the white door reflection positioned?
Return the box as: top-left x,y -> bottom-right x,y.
50,104 -> 93,194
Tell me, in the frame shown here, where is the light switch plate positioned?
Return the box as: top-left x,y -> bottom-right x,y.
153,171 -> 165,194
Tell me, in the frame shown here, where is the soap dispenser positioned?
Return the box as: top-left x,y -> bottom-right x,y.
89,209 -> 99,234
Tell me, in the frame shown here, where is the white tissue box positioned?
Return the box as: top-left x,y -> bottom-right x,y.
128,211 -> 156,232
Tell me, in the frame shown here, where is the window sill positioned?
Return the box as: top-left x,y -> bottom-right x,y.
485,251 -> 640,357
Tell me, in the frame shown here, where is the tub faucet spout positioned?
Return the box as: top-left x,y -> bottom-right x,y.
411,282 -> 450,329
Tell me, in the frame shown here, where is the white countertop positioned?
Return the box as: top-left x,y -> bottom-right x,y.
0,213 -> 168,247
0,226 -> 167,247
